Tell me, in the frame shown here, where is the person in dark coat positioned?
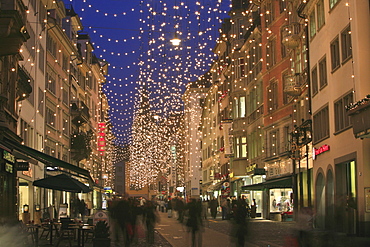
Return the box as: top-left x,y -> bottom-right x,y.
79,199 -> 87,222
232,197 -> 250,247
176,197 -> 185,223
209,197 -> 218,219
185,199 -> 203,247
143,200 -> 158,244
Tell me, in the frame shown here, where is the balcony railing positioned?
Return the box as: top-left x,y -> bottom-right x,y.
347,96 -> 370,138
282,22 -> 301,49
71,100 -> 90,126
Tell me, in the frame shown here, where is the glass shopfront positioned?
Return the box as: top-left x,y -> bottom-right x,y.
269,188 -> 293,213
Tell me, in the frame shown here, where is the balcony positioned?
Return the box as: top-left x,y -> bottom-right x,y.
347,96 -> 370,138
71,100 -> 90,126
282,22 -> 301,49
284,72 -> 306,96
0,9 -> 30,56
16,66 -> 32,101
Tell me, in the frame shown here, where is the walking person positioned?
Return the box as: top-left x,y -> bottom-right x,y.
185,198 -> 203,247
167,197 -> 173,218
143,200 -> 158,245
209,197 -> 218,219
231,197 -> 249,247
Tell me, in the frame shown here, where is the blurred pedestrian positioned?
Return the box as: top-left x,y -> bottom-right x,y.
167,197 -> 173,218
143,200 -> 159,244
209,197 -> 218,219
250,198 -> 257,218
176,197 -> 185,223
186,198 -> 203,247
79,199 -> 87,222
231,197 -> 249,247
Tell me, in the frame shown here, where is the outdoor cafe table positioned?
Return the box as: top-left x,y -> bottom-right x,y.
68,224 -> 94,247
42,221 -> 61,245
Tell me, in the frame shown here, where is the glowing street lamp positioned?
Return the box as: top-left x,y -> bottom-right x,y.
170,34 -> 181,46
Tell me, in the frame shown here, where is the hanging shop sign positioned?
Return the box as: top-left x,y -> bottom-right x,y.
3,150 -> 15,173
312,144 -> 330,160
98,122 -> 106,155
17,162 -> 30,171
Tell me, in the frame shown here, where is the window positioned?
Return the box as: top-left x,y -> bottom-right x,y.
46,68 -> 56,94
329,0 -> 340,9
46,106 -> 56,127
62,83 -> 69,105
235,137 -> 247,158
317,0 -> 325,29
238,58 -> 245,78
25,22 -> 36,59
313,105 -> 329,142
341,25 -> 352,62
282,73 -> 293,104
38,45 -> 45,73
311,66 -> 318,96
38,88 -> 44,116
234,97 -> 239,119
267,81 -> 278,112
279,0 -> 287,13
280,28 -> 287,58
330,37 -> 340,71
266,39 -> 276,69
237,18 -> 244,39
265,1 -> 274,26
62,54 -> 69,72
20,119 -> 34,147
334,92 -> 353,132
319,56 -> 328,88
62,115 -> 69,136
240,96 -> 246,118
248,128 -> 263,159
309,11 -> 316,38
46,35 -> 57,58
268,129 -> 279,157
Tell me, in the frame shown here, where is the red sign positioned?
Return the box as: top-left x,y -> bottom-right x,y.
313,144 -> 330,160
98,123 -> 106,155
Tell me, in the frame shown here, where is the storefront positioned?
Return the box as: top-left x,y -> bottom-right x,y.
3,138 -> 95,220
242,175 -> 293,220
0,147 -> 17,221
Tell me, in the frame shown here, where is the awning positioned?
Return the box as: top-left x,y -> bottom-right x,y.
241,183 -> 265,191
33,174 -> 91,193
264,176 -> 292,189
241,176 -> 292,191
3,138 -> 93,184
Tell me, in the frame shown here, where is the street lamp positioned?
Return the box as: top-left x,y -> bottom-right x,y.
170,33 -> 181,46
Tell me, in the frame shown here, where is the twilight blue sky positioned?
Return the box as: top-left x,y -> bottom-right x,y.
69,0 -> 231,145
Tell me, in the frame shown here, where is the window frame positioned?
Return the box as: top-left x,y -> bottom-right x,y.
330,36 -> 340,72
341,25 -> 352,63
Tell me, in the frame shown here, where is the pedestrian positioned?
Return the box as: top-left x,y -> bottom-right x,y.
167,197 -> 172,218
185,198 -> 203,247
79,199 -> 87,222
231,197 -> 249,247
250,198 -> 257,218
209,197 -> 218,219
176,197 -> 185,223
221,198 -> 228,220
143,200 -> 158,244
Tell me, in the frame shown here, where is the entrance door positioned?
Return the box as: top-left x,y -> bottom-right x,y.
335,161 -> 357,234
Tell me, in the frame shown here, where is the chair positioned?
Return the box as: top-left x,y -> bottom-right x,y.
84,218 -> 95,242
54,218 -> 74,247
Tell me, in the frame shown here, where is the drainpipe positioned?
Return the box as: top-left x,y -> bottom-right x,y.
297,3 -> 312,209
